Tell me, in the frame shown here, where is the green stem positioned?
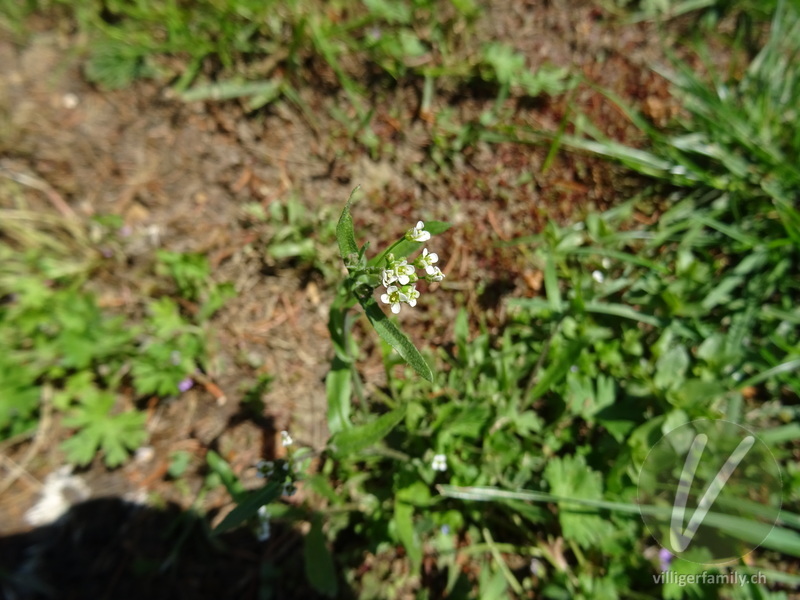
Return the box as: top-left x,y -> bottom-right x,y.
372,237 -> 405,268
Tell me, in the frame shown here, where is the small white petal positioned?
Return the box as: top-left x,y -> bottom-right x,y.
397,274 -> 410,285
429,252 -> 438,263
382,269 -> 397,286
380,293 -> 390,304
408,298 -> 417,307
416,221 -> 424,229
592,270 -> 604,283
391,303 -> 401,314
432,453 -> 448,471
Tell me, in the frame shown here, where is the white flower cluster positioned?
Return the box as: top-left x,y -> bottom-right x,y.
280,430 -> 293,447
379,221 -> 445,314
431,453 -> 448,472
256,457 -> 297,497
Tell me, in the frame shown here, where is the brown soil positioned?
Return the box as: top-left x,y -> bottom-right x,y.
0,1 -> 694,597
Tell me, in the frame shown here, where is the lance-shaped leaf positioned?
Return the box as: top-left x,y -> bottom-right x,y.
304,515 -> 338,597
326,358 -> 352,435
358,295 -> 433,381
336,190 -> 359,261
213,481 -> 283,534
330,404 -> 407,456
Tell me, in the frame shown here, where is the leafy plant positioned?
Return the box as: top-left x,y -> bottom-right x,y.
312,195 -> 799,597
59,382 -> 147,467
0,210 -> 231,467
325,193 -> 451,438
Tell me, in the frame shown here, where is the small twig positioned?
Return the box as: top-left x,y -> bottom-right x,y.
0,455 -> 42,491
0,161 -> 78,220
193,372 -> 228,406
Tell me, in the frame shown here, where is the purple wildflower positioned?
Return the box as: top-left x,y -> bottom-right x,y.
178,378 -> 194,392
659,548 -> 672,571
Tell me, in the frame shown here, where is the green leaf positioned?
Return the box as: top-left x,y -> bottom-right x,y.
268,239 -> 315,260
453,308 -> 469,361
180,79 -> 283,103
544,455 -> 618,550
654,344 -> 689,391
198,282 -> 236,321
439,486 -> 800,558
584,301 -> 664,327
0,362 -> 40,435
147,297 -> 187,338
168,450 -> 191,478
304,515 -> 338,597
759,423 -> 800,446
528,338 -> 583,400
358,296 -> 433,381
363,0 -> 412,23
543,254 -> 562,312
394,501 -> 422,572
325,358 -> 353,435
330,404 -> 407,456
214,481 -> 283,534
206,450 -> 246,500
60,387 -> 147,467
336,190 -> 360,262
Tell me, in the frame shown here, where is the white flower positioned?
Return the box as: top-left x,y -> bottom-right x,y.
256,460 -> 275,478
387,257 -> 416,286
404,284 -> 420,308
592,270 -> 604,283
280,430 -> 293,447
414,248 -> 439,274
431,453 -> 448,472
424,266 -> 445,283
380,285 -> 408,314
395,262 -> 416,285
382,267 -> 397,287
282,481 -> 297,497
405,220 -> 431,242
257,505 -> 271,541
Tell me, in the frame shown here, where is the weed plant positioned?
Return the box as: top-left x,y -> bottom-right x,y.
0,208 -> 231,467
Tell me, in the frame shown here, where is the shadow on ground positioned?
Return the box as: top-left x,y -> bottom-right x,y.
0,497 -> 337,600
